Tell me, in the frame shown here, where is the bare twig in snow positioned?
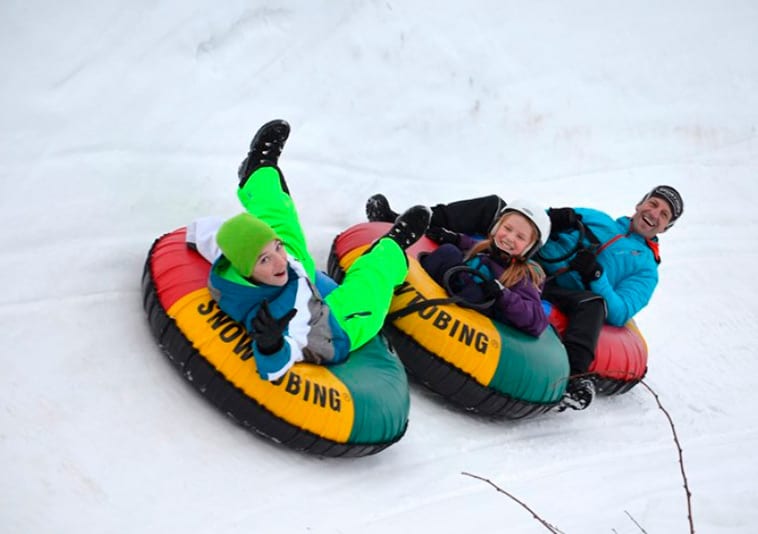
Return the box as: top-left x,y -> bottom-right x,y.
461,472 -> 564,533
463,378 -> 695,534
624,510 -> 648,533
639,380 -> 695,534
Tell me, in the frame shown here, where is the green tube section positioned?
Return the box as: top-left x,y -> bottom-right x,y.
489,324 -> 569,403
330,335 -> 410,444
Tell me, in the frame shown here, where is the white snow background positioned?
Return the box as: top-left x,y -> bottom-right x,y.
2,1 -> 757,533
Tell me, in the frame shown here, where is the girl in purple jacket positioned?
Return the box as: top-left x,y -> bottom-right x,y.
419,200 -> 551,337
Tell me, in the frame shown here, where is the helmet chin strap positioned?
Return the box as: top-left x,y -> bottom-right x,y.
488,240 -> 511,261
519,241 -> 538,261
489,240 -> 533,263
523,244 -> 536,261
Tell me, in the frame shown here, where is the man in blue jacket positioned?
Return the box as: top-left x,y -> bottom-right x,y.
365,185 -> 684,411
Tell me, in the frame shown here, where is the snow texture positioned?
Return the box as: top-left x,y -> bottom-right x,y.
1,1 -> 757,533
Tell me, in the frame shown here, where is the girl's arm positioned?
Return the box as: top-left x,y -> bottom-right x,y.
419,243 -> 466,287
490,281 -> 549,337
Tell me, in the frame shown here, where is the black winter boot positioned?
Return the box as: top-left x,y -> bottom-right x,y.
238,119 -> 291,188
384,205 -> 431,250
366,194 -> 400,223
558,376 -> 596,412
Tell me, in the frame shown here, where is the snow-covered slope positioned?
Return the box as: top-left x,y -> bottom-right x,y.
2,1 -> 757,532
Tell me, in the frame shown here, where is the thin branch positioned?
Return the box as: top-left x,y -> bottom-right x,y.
624,510 -> 648,534
461,472 -> 564,534
464,378 -> 694,534
639,380 -> 695,534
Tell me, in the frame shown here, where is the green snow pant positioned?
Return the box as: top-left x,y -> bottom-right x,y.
238,166 -> 408,351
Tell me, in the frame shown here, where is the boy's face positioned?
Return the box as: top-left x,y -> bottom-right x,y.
631,196 -> 673,239
251,240 -> 289,286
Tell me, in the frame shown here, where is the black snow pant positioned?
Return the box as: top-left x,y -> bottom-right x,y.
429,195 -> 506,236
542,282 -> 606,375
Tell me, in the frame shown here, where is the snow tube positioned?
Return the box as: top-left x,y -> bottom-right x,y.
328,222 -> 649,415
141,228 -> 410,457
328,223 -> 570,419
548,306 -> 647,394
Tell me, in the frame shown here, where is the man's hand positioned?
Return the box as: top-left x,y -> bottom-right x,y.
569,249 -> 603,286
251,301 -> 297,354
548,207 -> 580,234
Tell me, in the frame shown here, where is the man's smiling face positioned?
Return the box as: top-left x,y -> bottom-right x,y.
631,196 -> 674,239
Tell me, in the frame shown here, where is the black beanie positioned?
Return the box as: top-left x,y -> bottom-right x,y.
641,185 -> 683,229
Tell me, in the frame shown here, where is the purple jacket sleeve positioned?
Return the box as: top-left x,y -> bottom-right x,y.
490,278 -> 548,337
457,234 -> 480,252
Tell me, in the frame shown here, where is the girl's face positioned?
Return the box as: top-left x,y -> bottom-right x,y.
251,240 -> 289,286
492,213 -> 536,257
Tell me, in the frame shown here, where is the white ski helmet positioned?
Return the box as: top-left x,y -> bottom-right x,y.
492,199 -> 551,259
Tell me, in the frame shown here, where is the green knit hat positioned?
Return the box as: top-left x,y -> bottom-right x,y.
216,213 -> 279,277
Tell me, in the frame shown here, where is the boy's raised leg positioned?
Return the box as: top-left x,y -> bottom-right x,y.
238,119 -> 291,189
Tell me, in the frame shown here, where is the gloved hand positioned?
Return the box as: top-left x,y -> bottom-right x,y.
425,225 -> 460,246
478,279 -> 506,302
569,249 -> 603,286
548,207 -> 580,234
251,300 -> 297,354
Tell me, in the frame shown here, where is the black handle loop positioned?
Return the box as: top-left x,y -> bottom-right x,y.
441,265 -> 497,311
385,266 -> 496,322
